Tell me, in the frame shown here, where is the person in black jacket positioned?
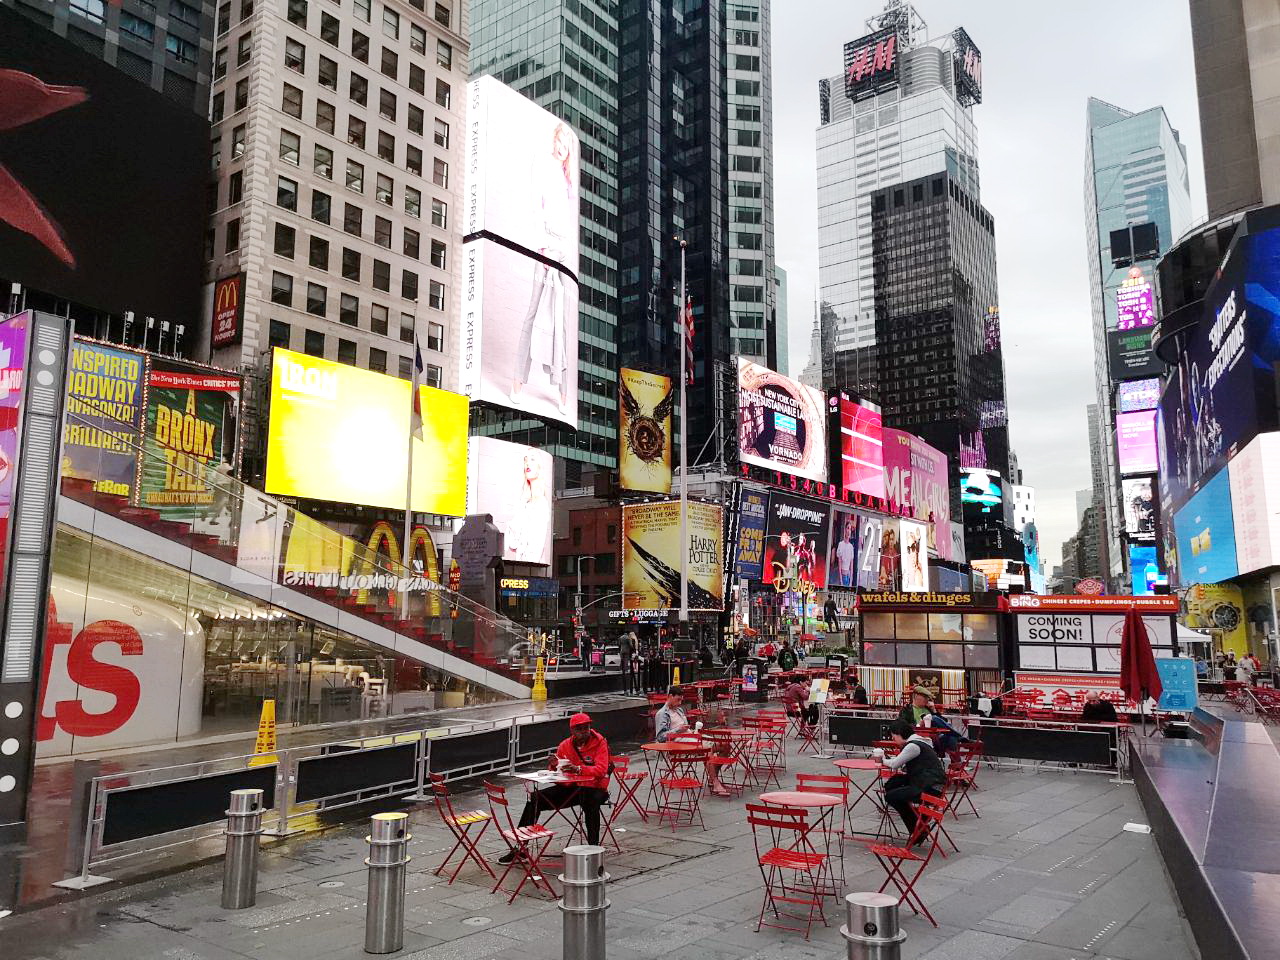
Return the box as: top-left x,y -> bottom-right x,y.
878,719 -> 947,838
1080,692 -> 1119,723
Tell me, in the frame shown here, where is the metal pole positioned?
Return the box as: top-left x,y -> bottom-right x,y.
221,788 -> 265,910
840,892 -> 905,960
364,812 -> 411,954
678,240 -> 689,637
559,845 -> 609,960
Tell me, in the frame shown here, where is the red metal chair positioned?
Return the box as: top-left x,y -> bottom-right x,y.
609,754 -> 649,824
482,780 -> 558,903
704,729 -> 748,796
866,800 -> 947,927
796,773 -> 850,886
916,791 -> 959,857
428,773 -> 495,883
947,751 -> 981,818
658,748 -> 709,829
746,803 -> 830,940
752,715 -> 788,788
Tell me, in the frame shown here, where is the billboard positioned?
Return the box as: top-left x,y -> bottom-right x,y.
1116,410 -> 1158,474
61,340 -> 145,499
622,501 -> 723,611
0,313 -> 29,594
735,488 -> 769,579
1122,476 -> 1156,541
843,27 -> 899,101
1117,378 -> 1160,413
0,8 -> 205,322
737,358 -> 828,484
1228,432 -> 1280,575
1115,268 -> 1155,330
857,513 -> 883,590
951,27 -> 982,106
831,394 -> 884,499
827,507 -> 859,588
883,428 -> 951,559
1173,467 -> 1237,585
1129,545 -> 1160,596
1107,328 -> 1162,381
762,493 -> 829,591
265,347 -> 468,515
959,468 -> 1003,514
460,238 -> 580,428
466,437 -> 553,565
618,367 -> 673,493
900,519 -> 929,592
464,76 -> 581,278
210,273 -> 245,349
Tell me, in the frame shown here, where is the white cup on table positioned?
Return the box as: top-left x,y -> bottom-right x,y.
872,748 -> 884,760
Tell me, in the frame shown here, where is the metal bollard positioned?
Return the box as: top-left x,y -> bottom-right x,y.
559,845 -> 609,960
840,892 -> 905,960
221,788 -> 265,910
364,812 -> 412,955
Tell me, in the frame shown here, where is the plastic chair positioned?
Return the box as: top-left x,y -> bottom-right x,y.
482,780 -> 558,903
746,803 -> 830,940
428,774 -> 495,883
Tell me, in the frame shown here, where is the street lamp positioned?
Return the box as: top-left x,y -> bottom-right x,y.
574,555 -> 593,628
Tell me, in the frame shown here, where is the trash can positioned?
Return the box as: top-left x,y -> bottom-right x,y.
739,658 -> 767,703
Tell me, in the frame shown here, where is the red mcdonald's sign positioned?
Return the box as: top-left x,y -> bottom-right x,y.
211,273 -> 245,349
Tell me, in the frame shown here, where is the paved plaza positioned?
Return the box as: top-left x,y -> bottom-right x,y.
0,741 -> 1199,960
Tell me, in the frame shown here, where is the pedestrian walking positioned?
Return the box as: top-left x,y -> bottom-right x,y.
619,629 -> 636,693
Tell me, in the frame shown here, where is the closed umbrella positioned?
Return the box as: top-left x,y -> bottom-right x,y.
1120,606 -> 1163,733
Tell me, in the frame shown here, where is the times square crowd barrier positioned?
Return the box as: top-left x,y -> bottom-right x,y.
55,703 -> 648,890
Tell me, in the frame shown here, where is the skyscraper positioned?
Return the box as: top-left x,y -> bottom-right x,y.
1084,98 -> 1192,587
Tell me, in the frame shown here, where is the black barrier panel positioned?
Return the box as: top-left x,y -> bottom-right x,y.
429,728 -> 510,774
294,743 -> 418,804
101,766 -> 277,847
977,725 -> 1114,766
518,718 -> 572,756
593,706 -> 648,745
828,714 -> 895,747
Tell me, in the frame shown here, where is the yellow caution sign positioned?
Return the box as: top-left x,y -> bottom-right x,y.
248,699 -> 278,767
531,657 -> 548,702
672,666 -> 681,686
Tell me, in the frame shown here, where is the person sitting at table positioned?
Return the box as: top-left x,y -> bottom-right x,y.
655,685 -> 693,742
781,678 -> 818,728
877,719 -> 947,840
897,687 -> 965,757
1080,692 -> 1118,724
849,673 -> 869,706
500,713 -> 610,863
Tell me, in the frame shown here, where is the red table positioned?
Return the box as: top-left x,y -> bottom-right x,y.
833,757 -> 883,819
513,771 -> 596,844
640,741 -> 703,813
759,790 -> 843,892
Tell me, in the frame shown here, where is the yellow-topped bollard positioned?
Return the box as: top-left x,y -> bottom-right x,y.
532,657 -> 548,701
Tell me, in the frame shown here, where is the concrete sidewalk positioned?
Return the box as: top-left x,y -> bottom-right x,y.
0,739 -> 1199,960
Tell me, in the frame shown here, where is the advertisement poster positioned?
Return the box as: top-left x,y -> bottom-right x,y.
1116,410 -> 1158,474
735,488 -> 769,579
1173,467 -> 1238,586
139,367 -> 240,521
460,238 -> 580,429
762,493 -> 829,591
1185,582 -> 1248,657
960,468 -> 1003,514
0,313 -> 29,594
622,500 -> 723,611
1228,432 -> 1280,574
834,395 -> 884,498
877,523 -> 902,590
1107,328 -> 1162,381
883,428 -> 950,559
1129,545 -> 1159,595
827,507 -> 860,588
1117,378 -> 1160,413
737,357 -> 828,484
467,436 -> 553,565
1115,268 -> 1155,329
1122,477 -> 1156,541
266,347 -> 469,515
210,273 -> 245,349
857,513 -> 883,590
1022,521 -> 1043,593
618,367 -> 673,493
899,519 -> 929,592
62,340 -> 144,498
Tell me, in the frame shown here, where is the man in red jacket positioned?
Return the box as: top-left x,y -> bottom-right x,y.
501,713 -> 611,862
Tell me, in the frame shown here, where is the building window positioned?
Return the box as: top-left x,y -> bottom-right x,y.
369,347 -> 386,372
231,123 -> 247,158
214,46 -> 228,79
381,47 -> 398,79
282,83 -> 302,118
405,145 -> 422,176
269,320 -> 290,349
434,2 -> 450,28
372,259 -> 390,292
398,355 -> 412,379
354,0 -> 369,22
286,0 -> 306,26
274,223 -> 295,258
217,2 -> 230,34
431,157 -> 446,187
435,79 -> 451,109
343,202 -> 362,235
606,524 -> 617,543
399,315 -> 414,342
426,364 -> 441,388
407,104 -> 424,135
211,92 -> 225,123
370,303 -> 388,335
337,338 -> 357,364
234,78 -> 249,111
350,72 -> 367,105
408,23 -> 426,53
225,217 -> 241,252
342,247 -> 361,281
237,30 -> 252,65
277,176 -> 298,210
348,116 -> 366,150
374,216 -> 392,247
402,270 -> 418,301
167,35 -> 197,63
376,173 -> 393,205
239,0 -> 253,20
430,198 -> 446,228
429,239 -> 446,270
309,235 -> 329,269
378,130 -> 395,162
271,271 -> 293,305
351,30 -> 369,62
306,282 -> 326,316
382,7 -> 398,38
427,279 -> 444,310
211,136 -> 221,171
409,64 -> 425,94
427,321 -> 443,351
279,129 -> 300,165
320,11 -> 339,44
284,37 -> 305,72
315,99 -> 335,134
346,158 -> 364,193
314,143 -> 333,179
379,88 -> 397,121
311,189 -> 331,224
318,55 -> 337,90
121,12 -> 154,43
405,186 -> 421,218
304,329 -> 324,357
228,170 -> 243,204
403,227 -> 420,259
339,295 -> 358,326
433,118 -> 449,148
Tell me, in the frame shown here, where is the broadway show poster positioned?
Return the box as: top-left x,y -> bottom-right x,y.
618,367 -> 673,493
856,513 -> 883,590
877,521 -> 901,590
900,518 -> 929,592
622,500 -> 724,612
883,428 -> 951,559
62,340 -> 145,497
735,488 -> 769,579
139,366 -> 240,522
762,493 -> 829,591
828,507 -> 860,588
737,357 -> 828,484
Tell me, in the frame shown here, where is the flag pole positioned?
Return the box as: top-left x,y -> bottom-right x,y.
678,239 -> 688,641
402,323 -> 421,622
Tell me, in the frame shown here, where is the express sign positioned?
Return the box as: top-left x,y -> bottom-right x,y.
843,28 -> 899,100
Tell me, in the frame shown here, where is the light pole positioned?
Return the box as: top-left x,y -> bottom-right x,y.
574,555 -> 593,641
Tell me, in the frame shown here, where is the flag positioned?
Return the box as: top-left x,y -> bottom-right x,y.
684,297 -> 694,386
410,339 -> 425,439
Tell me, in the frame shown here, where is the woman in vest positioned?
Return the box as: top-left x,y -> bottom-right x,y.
878,720 -> 948,839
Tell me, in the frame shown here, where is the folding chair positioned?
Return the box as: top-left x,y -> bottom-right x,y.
482,780 -> 558,903
658,748 -> 709,829
746,803 -> 830,940
752,716 -> 788,789
866,801 -> 946,927
704,730 -> 748,796
610,754 -> 649,823
795,773 -> 849,886
947,757 -> 980,819
916,791 -> 958,857
429,773 -> 495,883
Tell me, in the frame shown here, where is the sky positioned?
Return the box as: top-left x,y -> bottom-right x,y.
773,1 -> 1207,569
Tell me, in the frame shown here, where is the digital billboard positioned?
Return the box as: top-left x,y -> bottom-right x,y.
1228,431 -> 1280,575
465,76 -> 581,279
1122,476 -> 1155,542
960,468 -> 1003,514
460,238 -> 580,428
1173,467 -> 1237,586
61,340 -> 145,498
828,507 -> 859,588
1107,328 -> 1162,381
0,8 -> 205,322
1129,545 -> 1160,596
900,519 -> 929,593
831,395 -> 884,499
843,27 -> 899,101
735,488 -> 768,580
883,428 -> 951,559
618,367 -> 673,493
1117,378 -> 1160,413
737,358 -> 828,484
466,436 -> 553,566
622,501 -> 723,611
762,493 -> 829,591
857,513 -> 883,590
1115,267 -> 1155,330
1116,410 -> 1158,474
265,347 -> 468,515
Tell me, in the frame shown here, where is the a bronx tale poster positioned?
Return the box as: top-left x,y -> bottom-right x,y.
618,367 -> 673,493
622,500 -> 724,611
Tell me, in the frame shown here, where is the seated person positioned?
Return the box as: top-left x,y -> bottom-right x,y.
1080,692 -> 1119,723
849,674 -> 869,706
876,719 -> 947,839
897,687 -> 964,757
654,685 -> 692,742
781,678 -> 819,727
501,713 -> 609,862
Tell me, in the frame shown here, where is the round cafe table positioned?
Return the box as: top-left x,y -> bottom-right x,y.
701,728 -> 755,788
640,741 -> 703,812
833,757 -> 883,819
758,790 -> 843,893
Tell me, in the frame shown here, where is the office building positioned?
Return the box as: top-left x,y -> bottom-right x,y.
1011,484 -> 1035,533
774,265 -> 789,375
202,0 -> 467,482
1084,98 -> 1192,587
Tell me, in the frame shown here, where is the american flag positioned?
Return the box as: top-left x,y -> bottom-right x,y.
684,297 -> 694,386
410,339 -> 425,439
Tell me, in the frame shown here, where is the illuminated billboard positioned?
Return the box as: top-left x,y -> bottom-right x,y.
1228,432 -> 1280,575
735,489 -> 769,580
460,238 -> 580,428
883,428 -> 951,559
265,347 -> 468,515
1122,476 -> 1155,542
1116,410 -> 1158,475
762,493 -> 829,591
737,358 -> 828,484
618,367 -> 673,493
1117,378 -> 1160,413
900,519 -> 929,593
1174,467 -> 1237,585
210,273 -> 245,349
622,501 -> 723,612
831,395 -> 884,498
960,468 -> 1003,514
465,76 -> 581,278
62,340 -> 145,498
467,437 -> 553,566
843,27 -> 899,100
1115,268 -> 1155,330
1107,328 -> 1162,380
828,507 -> 859,588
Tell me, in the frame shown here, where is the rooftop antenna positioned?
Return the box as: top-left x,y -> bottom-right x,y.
866,0 -> 926,51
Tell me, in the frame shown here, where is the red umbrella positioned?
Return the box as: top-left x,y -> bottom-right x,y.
1120,606 -> 1163,705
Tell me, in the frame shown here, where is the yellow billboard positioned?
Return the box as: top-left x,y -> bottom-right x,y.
619,367 -> 673,493
622,501 -> 723,611
265,348 -> 467,515
1185,583 -> 1248,657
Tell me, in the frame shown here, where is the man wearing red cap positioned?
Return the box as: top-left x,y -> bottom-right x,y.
500,713 -> 611,862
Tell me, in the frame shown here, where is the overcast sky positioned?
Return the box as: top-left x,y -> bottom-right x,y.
773,1 -> 1207,569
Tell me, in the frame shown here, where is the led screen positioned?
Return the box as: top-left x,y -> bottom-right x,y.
1228,432 -> 1280,575
467,437 -> 553,565
1116,410 -> 1158,474
900,519 -> 929,592
622,501 -> 723,611
960,468 -> 1003,513
1122,476 -> 1155,542
62,340 -> 145,499
265,348 -> 467,515
1129,545 -> 1160,596
735,489 -> 768,580
1173,467 -> 1238,586
762,493 -> 829,591
618,367 -> 673,493
835,396 -> 884,498
737,358 -> 828,484
827,507 -> 859,588
1115,269 -> 1155,330
1116,378 -> 1160,413
883,428 -> 950,559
